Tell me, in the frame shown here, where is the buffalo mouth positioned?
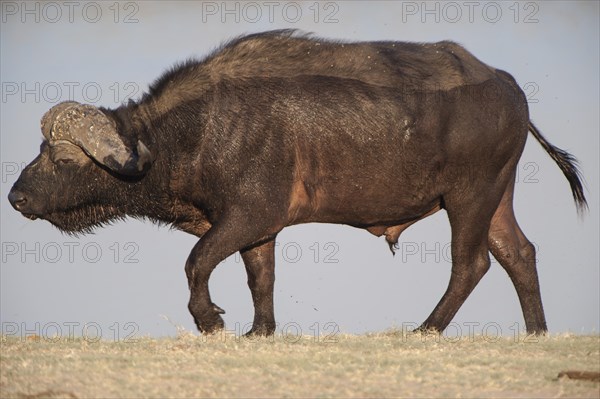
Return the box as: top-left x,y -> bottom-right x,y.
21,213 -> 39,220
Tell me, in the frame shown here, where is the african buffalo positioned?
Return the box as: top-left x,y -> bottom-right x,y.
8,30 -> 586,335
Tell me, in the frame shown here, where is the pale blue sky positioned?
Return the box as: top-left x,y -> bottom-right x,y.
1,1 -> 598,339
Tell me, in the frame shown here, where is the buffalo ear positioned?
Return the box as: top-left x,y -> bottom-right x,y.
41,102 -> 154,176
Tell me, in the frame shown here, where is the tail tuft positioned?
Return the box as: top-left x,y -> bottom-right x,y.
528,121 -> 588,214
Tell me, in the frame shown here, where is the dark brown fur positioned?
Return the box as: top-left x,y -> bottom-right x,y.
140,30 -> 496,122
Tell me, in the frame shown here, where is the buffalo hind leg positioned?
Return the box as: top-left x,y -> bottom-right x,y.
419,226 -> 492,332
241,238 -> 277,336
418,180 -> 506,332
488,181 -> 547,334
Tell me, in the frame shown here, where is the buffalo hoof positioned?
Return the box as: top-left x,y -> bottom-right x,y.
414,323 -> 442,335
191,303 -> 225,334
244,324 -> 276,337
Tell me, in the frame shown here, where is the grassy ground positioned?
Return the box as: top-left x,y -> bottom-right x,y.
1,331 -> 598,398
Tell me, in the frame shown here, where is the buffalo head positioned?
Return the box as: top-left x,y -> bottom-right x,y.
8,101 -> 153,232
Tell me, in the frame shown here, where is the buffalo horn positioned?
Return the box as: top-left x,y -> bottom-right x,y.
42,102 -> 153,176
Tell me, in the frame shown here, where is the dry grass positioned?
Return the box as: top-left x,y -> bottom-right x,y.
1,331 -> 598,398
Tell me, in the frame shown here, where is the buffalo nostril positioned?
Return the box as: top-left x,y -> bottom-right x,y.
8,190 -> 27,210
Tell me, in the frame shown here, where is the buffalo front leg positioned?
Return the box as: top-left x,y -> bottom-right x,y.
185,213 -> 274,334
241,238 -> 277,336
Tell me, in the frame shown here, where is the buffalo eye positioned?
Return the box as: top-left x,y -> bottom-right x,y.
49,142 -> 89,166
54,158 -> 75,165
